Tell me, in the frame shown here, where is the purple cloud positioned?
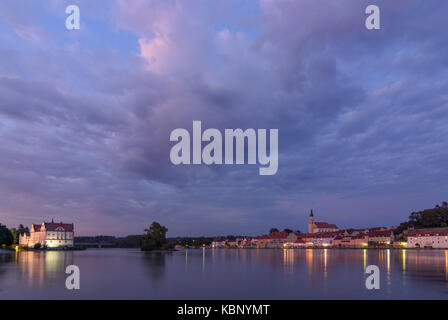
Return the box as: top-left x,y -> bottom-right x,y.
0,0 -> 447,236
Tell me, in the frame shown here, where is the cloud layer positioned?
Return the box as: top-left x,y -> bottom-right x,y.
0,0 -> 447,236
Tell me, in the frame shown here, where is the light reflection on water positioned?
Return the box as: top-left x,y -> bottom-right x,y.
1,248 -> 448,299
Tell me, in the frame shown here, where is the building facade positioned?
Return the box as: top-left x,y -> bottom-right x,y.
334,234 -> 368,248
19,221 -> 74,248
308,210 -> 339,233
306,232 -> 339,247
368,230 -> 393,246
407,228 -> 448,248
257,231 -> 290,248
211,238 -> 226,248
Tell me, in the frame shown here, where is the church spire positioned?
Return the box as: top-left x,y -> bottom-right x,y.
308,209 -> 315,233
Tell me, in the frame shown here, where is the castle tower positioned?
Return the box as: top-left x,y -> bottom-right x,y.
308,209 -> 315,233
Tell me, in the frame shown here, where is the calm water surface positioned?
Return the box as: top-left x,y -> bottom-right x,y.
1,248 -> 448,299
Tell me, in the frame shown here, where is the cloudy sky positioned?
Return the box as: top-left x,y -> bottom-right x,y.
0,0 -> 447,236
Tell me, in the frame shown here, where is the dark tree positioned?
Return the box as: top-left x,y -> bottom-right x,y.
397,202 -> 448,234
0,225 -> 13,246
269,228 -> 279,234
10,228 -> 18,244
409,212 -> 419,223
283,229 -> 293,234
0,224 -> 14,246
18,224 -> 29,236
141,222 -> 169,251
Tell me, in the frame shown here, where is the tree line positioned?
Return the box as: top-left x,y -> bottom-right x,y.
0,224 -> 29,246
394,201 -> 448,235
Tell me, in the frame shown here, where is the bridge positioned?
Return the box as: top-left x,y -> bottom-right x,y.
74,243 -> 115,248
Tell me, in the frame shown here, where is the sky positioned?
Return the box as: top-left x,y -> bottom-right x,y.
0,0 -> 447,237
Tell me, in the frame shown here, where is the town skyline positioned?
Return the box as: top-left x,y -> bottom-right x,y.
5,203 -> 442,238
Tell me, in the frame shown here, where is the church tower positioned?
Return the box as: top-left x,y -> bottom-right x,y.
308,209 -> 315,234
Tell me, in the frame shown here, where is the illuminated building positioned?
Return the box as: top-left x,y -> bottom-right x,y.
308,210 -> 339,234
19,220 -> 74,248
333,234 -> 368,248
367,230 -> 394,246
407,228 -> 448,248
211,238 -> 226,248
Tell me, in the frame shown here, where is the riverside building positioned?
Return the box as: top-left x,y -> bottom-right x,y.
19,220 -> 74,248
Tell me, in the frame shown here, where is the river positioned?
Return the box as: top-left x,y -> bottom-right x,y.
1,248 -> 447,299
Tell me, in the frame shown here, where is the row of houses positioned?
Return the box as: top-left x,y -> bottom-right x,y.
212,210 -> 448,249
212,228 -> 395,249
212,211 -> 396,249
212,226 -> 448,249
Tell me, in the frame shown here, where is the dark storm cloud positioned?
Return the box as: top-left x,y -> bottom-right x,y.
0,0 -> 447,236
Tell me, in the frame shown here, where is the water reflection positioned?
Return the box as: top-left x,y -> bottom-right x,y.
2,248 -> 448,299
282,249 -> 294,274
323,249 -> 328,279
13,251 -> 73,289
446,251 -> 448,282
363,249 -> 367,270
402,250 -> 406,272
306,249 -> 313,276
141,251 -> 167,282
202,247 -> 205,271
